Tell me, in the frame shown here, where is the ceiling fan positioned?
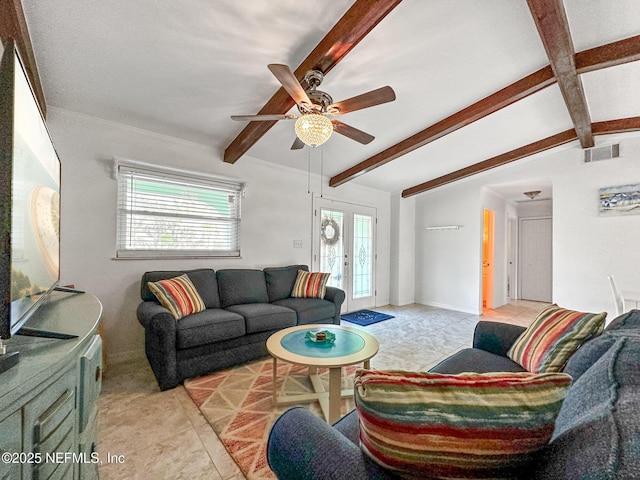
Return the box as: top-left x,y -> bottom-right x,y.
231,64 -> 396,149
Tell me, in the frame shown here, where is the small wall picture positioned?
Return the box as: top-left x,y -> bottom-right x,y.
599,184 -> 640,216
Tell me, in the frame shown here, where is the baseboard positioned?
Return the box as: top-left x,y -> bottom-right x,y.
422,301 -> 480,315
106,348 -> 146,366
388,298 -> 415,307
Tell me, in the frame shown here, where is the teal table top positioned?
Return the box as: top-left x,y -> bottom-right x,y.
280,327 -> 365,358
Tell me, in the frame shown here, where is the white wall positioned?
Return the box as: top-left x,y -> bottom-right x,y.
517,198 -> 552,218
389,193 -> 415,305
412,134 -> 640,319
552,145 -> 640,315
48,108 -> 390,364
415,183 -> 484,314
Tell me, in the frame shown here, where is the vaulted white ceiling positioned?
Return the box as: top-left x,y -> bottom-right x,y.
20,0 -> 640,200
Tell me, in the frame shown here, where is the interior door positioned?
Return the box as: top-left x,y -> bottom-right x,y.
313,198 -> 376,313
482,209 -> 495,309
519,217 -> 552,302
507,217 -> 517,299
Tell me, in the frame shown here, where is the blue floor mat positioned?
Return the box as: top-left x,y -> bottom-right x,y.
341,310 -> 394,326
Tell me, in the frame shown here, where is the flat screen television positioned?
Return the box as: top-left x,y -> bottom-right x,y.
0,39 -> 61,343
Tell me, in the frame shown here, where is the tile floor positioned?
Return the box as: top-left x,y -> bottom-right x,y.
97,300 -> 547,480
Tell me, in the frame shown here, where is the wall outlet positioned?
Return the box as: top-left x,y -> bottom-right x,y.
293,240 -> 303,248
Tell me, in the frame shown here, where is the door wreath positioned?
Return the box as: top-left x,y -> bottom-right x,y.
320,217 -> 340,246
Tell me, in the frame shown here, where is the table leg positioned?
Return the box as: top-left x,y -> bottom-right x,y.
328,367 -> 342,424
364,359 -> 371,370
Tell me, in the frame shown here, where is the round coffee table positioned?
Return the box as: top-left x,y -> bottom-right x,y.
266,324 -> 379,424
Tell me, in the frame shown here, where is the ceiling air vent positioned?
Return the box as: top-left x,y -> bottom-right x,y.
584,144 -> 620,163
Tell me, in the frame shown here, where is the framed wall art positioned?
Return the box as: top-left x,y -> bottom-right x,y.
599,184 -> 640,216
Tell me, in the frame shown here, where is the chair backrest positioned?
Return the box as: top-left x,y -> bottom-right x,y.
608,274 -> 625,316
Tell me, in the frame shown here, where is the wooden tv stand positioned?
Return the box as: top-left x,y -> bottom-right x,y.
0,291 -> 102,480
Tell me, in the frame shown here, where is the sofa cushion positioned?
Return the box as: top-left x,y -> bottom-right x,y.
291,270 -> 330,299
562,332 -> 618,381
333,409 -> 361,446
272,298 -> 336,325
147,274 -> 205,320
176,309 -> 246,349
472,321 -> 527,356
507,304 -> 606,372
226,303 -> 296,334
605,308 -> 640,331
354,370 -> 572,479
531,335 -> 640,479
264,265 -> 309,302
141,269 -> 220,308
430,347 -> 526,374
217,269 -> 269,308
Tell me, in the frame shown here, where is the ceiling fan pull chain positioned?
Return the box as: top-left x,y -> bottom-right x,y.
307,147 -> 311,195
320,145 -> 324,198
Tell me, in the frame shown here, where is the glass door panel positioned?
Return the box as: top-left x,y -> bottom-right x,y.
352,213 -> 373,299
319,209 -> 344,291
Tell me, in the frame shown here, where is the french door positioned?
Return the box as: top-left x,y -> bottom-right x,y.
312,198 -> 376,313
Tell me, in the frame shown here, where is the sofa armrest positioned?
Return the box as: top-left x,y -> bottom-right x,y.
137,302 -> 176,332
473,321 -> 526,357
267,407 -> 398,480
324,286 -> 345,305
137,301 -> 179,390
324,286 -> 346,324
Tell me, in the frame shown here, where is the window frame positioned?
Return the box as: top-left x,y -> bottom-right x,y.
114,159 -> 245,259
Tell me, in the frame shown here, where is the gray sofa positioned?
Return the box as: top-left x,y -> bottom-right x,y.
137,265 -> 345,390
267,310 -> 640,479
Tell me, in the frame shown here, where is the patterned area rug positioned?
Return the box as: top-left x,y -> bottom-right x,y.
184,358 -> 358,480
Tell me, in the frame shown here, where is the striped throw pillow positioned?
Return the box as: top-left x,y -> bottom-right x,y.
507,304 -> 606,372
355,370 -> 572,479
147,274 -> 205,320
291,270 -> 330,299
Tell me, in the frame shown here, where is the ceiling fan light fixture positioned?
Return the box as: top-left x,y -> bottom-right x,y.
295,113 -> 333,147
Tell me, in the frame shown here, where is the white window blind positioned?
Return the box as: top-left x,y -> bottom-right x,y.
116,164 -> 243,258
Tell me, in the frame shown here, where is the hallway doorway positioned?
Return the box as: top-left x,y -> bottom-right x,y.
519,216 -> 552,302
482,209 -> 495,308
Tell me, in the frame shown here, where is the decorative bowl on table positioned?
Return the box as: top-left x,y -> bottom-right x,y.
305,330 -> 336,344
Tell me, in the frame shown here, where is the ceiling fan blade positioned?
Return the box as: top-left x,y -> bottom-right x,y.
231,114 -> 296,121
291,137 -> 305,150
327,86 -> 396,115
331,120 -> 375,144
268,64 -> 312,108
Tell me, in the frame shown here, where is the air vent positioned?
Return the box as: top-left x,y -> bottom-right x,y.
584,144 -> 620,163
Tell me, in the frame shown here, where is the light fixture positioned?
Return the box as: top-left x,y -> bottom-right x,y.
294,113 -> 333,147
523,190 -> 541,200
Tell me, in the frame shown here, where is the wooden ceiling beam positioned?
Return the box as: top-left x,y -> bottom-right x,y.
401,116 -> 640,198
223,0 -> 402,164
0,0 -> 46,116
527,0 -> 593,148
401,129 -> 577,198
330,35 -> 640,188
575,34 -> 640,74
329,65 -> 556,187
592,116 -> 640,135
